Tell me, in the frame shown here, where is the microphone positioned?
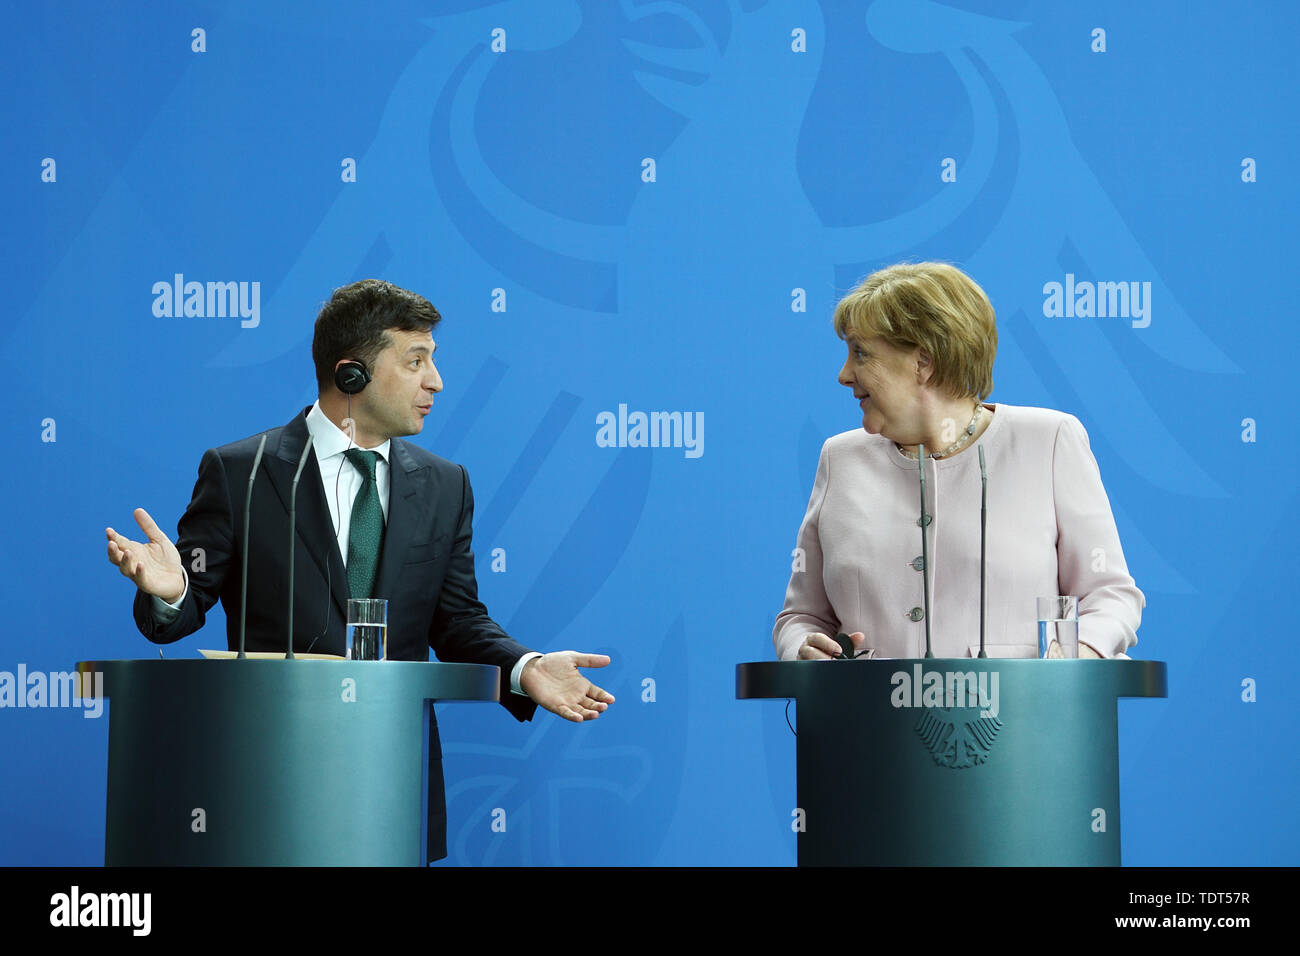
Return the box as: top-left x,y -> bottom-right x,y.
978,444 -> 988,659
918,444 -> 933,658
286,435 -> 314,659
237,434 -> 268,660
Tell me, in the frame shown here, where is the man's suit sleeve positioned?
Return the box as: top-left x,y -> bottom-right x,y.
133,448 -> 235,644
429,464 -> 538,722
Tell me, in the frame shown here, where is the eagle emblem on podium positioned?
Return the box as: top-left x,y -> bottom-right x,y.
915,708 -> 1003,769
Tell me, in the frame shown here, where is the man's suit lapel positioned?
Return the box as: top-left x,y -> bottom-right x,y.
264,408 -> 350,622
372,439 -> 432,603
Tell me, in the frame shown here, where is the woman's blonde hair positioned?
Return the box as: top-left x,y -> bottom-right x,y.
832,262 -> 997,400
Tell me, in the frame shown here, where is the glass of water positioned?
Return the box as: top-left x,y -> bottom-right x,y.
1037,596 -> 1079,659
347,598 -> 388,661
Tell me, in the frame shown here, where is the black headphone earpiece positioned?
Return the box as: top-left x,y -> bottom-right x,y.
334,360 -> 371,395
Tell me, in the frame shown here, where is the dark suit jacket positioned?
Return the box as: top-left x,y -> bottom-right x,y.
133,407 -> 537,861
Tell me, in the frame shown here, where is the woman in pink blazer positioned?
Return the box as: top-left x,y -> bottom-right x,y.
773,263 -> 1144,661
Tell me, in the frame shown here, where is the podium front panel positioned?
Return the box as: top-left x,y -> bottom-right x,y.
738,659 -> 1167,866
80,659 -> 498,866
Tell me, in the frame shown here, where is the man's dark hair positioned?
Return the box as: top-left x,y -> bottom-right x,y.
312,279 -> 442,392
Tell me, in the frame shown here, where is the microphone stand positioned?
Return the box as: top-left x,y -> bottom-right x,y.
286,435 -> 314,659
237,434 -> 268,660
978,444 -> 988,659
918,444 -> 933,658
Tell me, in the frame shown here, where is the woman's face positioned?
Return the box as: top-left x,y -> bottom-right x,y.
837,335 -> 924,440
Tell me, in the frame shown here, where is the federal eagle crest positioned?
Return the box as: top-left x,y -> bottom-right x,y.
915,708 -> 1003,769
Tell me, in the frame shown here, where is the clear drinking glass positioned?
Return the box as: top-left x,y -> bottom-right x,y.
1037,596 -> 1079,659
347,598 -> 388,661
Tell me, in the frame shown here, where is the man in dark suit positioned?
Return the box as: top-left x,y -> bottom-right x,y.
105,279 -> 614,862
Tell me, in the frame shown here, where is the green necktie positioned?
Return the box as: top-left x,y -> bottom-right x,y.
344,448 -> 385,599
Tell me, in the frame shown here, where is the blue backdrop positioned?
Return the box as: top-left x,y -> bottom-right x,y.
3,0 -> 1296,865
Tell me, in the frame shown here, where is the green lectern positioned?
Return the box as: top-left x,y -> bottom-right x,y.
736,659 -> 1167,866
78,659 -> 500,866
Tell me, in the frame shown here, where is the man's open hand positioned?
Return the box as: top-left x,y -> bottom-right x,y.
105,508 -> 186,603
520,652 -> 615,722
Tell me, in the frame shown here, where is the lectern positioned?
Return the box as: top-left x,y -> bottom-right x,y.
78,659 -> 499,866
736,659 -> 1167,866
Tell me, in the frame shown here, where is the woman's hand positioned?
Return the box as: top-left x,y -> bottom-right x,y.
1046,640 -> 1103,659
798,631 -> 867,660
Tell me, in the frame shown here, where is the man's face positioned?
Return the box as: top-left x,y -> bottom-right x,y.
352,328 -> 442,442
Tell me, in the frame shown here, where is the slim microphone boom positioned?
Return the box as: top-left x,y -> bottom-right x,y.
918,445 -> 933,658
286,435 -> 314,659
237,434 -> 268,660
978,444 -> 988,659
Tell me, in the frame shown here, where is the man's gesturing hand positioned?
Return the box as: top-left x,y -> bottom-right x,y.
105,508 -> 186,604
519,652 -> 615,722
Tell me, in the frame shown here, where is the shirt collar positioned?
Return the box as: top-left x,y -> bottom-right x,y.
306,401 -> 391,464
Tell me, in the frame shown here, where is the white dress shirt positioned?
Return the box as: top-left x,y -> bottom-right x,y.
306,400 -> 391,562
